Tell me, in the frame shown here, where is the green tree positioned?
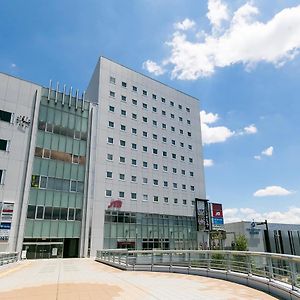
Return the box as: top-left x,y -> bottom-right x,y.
234,234 -> 248,251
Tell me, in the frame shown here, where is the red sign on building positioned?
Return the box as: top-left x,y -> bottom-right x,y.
212,203 -> 223,218
108,199 -> 122,209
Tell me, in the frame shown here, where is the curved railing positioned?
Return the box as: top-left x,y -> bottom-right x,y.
0,252 -> 18,266
96,249 -> 300,299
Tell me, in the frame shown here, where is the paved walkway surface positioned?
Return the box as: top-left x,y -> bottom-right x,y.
0,258 -> 276,300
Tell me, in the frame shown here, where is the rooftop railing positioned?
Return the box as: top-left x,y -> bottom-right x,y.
96,249 -> 300,299
0,252 -> 18,266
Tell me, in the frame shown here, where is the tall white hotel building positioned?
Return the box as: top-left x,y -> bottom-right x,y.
0,57 -> 207,258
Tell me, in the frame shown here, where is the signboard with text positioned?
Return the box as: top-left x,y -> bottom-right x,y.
0,202 -> 14,242
195,198 -> 210,231
211,203 -> 224,230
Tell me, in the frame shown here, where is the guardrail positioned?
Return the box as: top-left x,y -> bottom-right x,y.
96,249 -> 300,300
0,252 -> 18,266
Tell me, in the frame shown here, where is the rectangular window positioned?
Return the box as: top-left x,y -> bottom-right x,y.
162,137 -> 167,143
143,161 -> 148,168
181,156 -> 185,161
132,128 -> 137,134
142,103 -> 147,109
106,171 -> 113,178
186,107 -> 190,112
173,168 -> 177,173
60,207 -> 68,220
107,154 -> 113,161
121,95 -> 127,102
143,194 -> 148,201
170,113 -> 175,119
131,175 -> 137,182
162,110 -> 166,116
180,129 -> 184,134
119,173 -> 125,180
180,142 -> 184,147
120,140 -> 126,147
120,124 -> 126,131
46,123 -> 53,133
119,191 -> 125,198
162,123 -> 166,129
132,113 -> 137,119
153,163 -> 158,170
189,158 -> 193,163
109,91 -> 115,97
182,184 -> 186,190
173,183 -> 178,189
132,86 -> 137,92
131,143 -> 137,150
174,198 -> 178,204
181,169 -> 186,175
143,146 -> 148,152
152,107 -> 157,113
70,180 -> 77,192
153,196 -> 159,202
171,126 -> 175,132
143,131 -> 148,137
52,207 -> 60,220
152,134 -> 157,140
163,165 -> 168,172
0,110 -> 12,123
152,94 -> 157,99
152,148 -> 158,155
188,144 -> 192,150
121,110 -> 126,116
178,104 -> 182,110
153,179 -> 158,186
107,137 -> 114,144
40,176 -> 47,189
143,117 -> 148,123
164,197 -> 169,203
109,106 -> 115,112
187,120 -> 191,125
179,116 -> 183,122
110,76 -> 116,84
44,207 -> 52,219
105,190 -> 112,197
132,99 -> 137,105
36,206 -> 44,219
190,171 -> 194,177
143,90 -> 147,96
108,121 -> 114,128
170,101 -> 174,106
162,151 -> 167,157
122,81 -> 127,88
163,181 -> 168,187
191,186 -> 195,191
142,177 -> 148,184
0,169 -> 5,185
172,140 -> 176,146
183,199 -> 187,205
119,156 -> 125,163
68,208 -> 75,221
188,132 -> 191,137
27,205 -> 36,219
161,97 -> 166,103
131,159 -> 137,166
172,153 -> 176,159
0,139 -> 8,151
131,192 -> 137,200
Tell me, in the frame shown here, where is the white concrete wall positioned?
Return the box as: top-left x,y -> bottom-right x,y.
88,57 -> 206,254
0,73 -> 41,252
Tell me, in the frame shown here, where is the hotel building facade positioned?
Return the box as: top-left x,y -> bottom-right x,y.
0,57 -> 207,258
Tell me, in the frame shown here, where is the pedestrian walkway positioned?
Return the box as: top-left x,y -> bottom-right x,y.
0,258 -> 276,300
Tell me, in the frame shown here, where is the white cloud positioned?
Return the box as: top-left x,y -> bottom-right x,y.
254,155 -> 261,160
174,18 -> 196,31
224,207 -> 300,224
204,159 -> 214,167
200,110 -> 235,145
145,2 -> 300,79
243,124 -> 257,134
262,146 -> 273,156
142,60 -> 165,76
10,63 -> 16,68
207,0 -> 229,28
253,185 -> 293,197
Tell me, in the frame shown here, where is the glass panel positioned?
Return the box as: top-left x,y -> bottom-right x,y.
36,206 -> 44,219
35,147 -> 43,157
27,205 -> 36,219
31,175 -> 40,188
60,208 -> 68,220
44,207 -> 52,219
68,208 -> 75,220
52,207 -> 60,220
75,209 -> 82,221
40,176 -> 47,189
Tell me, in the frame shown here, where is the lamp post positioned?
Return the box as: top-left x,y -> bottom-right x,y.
256,220 -> 271,253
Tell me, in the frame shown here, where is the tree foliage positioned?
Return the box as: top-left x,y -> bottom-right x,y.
234,234 -> 248,251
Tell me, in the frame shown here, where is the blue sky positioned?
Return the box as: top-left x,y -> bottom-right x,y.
1,0 -> 300,223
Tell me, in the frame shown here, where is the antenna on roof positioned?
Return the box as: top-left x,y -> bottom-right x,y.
48,79 -> 52,101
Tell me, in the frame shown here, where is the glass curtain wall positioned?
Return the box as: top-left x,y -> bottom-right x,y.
23,88 -> 90,259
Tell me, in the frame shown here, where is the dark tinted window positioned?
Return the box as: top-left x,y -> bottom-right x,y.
36,206 -> 44,219
68,208 -> 75,220
60,208 -> 68,220
44,207 -> 52,219
0,110 -> 12,123
27,205 -> 36,219
0,139 -> 7,151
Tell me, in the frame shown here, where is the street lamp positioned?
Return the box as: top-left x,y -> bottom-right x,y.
256,220 -> 271,253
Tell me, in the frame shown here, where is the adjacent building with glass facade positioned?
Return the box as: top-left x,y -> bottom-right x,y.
0,57 -> 207,258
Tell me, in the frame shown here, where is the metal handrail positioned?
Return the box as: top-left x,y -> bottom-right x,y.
96,249 -> 300,295
0,252 -> 18,266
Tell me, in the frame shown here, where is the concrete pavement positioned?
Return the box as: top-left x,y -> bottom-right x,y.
0,258 -> 276,300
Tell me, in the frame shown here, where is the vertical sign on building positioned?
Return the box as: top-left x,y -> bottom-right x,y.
195,198 -> 210,231
211,203 -> 224,230
0,202 -> 14,242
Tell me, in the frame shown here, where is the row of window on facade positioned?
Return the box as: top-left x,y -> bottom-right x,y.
106,141 -> 194,163
106,171 -> 195,190
105,190 -> 195,206
108,92 -> 192,123
109,76 -> 191,113
108,124 -> 194,150
27,205 -> 82,221
108,106 -> 192,136
35,147 -> 85,165
38,121 -> 87,141
31,175 -> 84,193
